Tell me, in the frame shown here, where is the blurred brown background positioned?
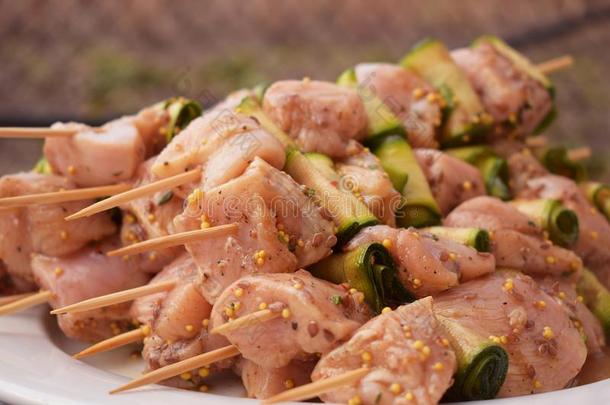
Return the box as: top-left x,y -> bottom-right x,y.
0,0 -> 609,179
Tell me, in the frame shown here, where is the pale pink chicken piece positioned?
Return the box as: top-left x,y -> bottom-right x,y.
236,358 -> 316,399
152,112 -> 285,187
263,80 -> 367,158
346,225 -> 495,297
415,148 -> 486,215
120,159 -> 185,273
174,158 -> 335,303
506,149 -> 549,195
31,239 -> 149,342
313,297 -> 456,405
44,105 -> 170,187
452,43 -> 552,138
0,173 -> 116,291
354,63 -> 442,148
210,270 -> 372,369
517,175 -> 610,288
336,148 -> 401,226
535,275 -> 606,353
434,270 -> 587,397
45,121 -> 146,187
445,196 -> 583,278
130,254 -> 197,326
134,255 -> 232,389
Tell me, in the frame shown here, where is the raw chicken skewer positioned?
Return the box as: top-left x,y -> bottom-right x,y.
0,290 -> 52,316
51,279 -> 178,315
0,292 -> 35,306
265,269 -> 589,404
0,55 -> 572,141
65,168 -> 201,220
0,127 -> 93,138
0,183 -> 130,208
535,55 -> 574,74
109,270 -> 372,394
0,51 -> 572,220
105,223 -> 238,257
262,368 -> 370,404
0,224 -> 237,315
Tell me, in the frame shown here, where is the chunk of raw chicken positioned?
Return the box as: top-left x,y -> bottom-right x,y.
336,148 -> 401,226
45,118 -> 149,187
517,175 -> 610,287
312,297 -> 456,405
120,159 -> 185,273
136,255 -> 233,389
263,80 -> 367,158
210,270 -> 372,369
31,239 -> 149,342
346,225 -> 495,297
414,149 -> 486,215
506,149 -> 549,195
452,43 -> 552,138
152,111 -> 285,186
236,358 -> 315,399
174,157 -> 335,303
445,196 -> 583,278
0,173 -> 116,291
354,63 -> 442,148
434,270 -> 587,397
535,275 -> 606,353
130,254 -> 197,326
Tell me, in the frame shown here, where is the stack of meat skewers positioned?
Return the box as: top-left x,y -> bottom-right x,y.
0,35 -> 608,405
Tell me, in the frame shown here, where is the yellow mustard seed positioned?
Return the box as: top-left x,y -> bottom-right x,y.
390,383 -> 402,394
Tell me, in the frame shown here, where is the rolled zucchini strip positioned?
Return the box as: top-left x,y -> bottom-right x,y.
304,152 -> 340,182
337,67 -> 405,143
400,38 -> 491,147
310,242 -> 412,313
580,181 -> 610,221
445,146 -> 511,200
577,269 -> 610,339
155,97 -> 203,142
373,135 -> 441,228
536,146 -> 587,182
438,315 -> 509,401
238,97 -> 379,245
510,198 -> 579,247
337,68 -> 441,228
423,226 -> 490,252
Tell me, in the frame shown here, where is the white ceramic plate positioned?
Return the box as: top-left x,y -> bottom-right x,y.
0,307 -> 608,405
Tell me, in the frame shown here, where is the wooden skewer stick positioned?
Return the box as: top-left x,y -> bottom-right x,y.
0,290 -> 52,316
536,55 -> 573,75
0,293 -> 35,306
211,309 -> 280,335
73,326 -> 149,359
51,279 -> 177,315
0,128 -> 78,138
65,168 -> 201,221
262,367 -> 370,404
107,223 -> 239,257
567,146 -> 591,162
110,345 -> 241,394
0,183 -> 131,209
525,136 -> 548,148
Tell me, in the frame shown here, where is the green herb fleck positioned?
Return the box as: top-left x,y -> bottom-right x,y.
330,295 -> 343,305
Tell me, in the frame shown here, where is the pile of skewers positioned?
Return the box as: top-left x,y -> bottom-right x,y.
0,35 -> 608,405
